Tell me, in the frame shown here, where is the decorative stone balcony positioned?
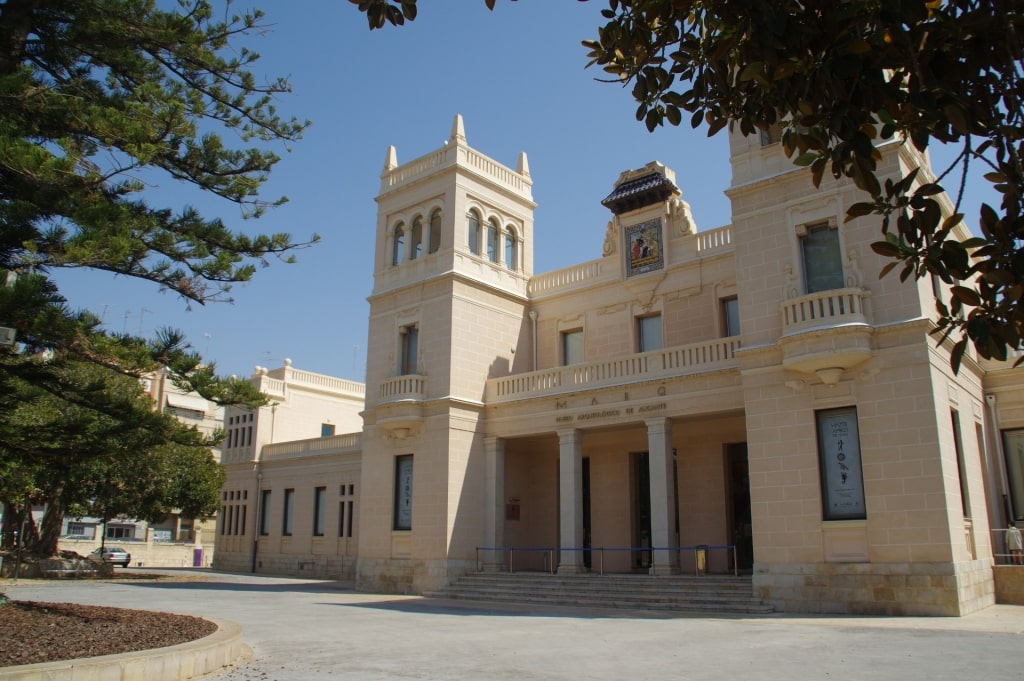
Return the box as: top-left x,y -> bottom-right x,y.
778,288 -> 873,383
379,374 -> 426,403
485,337 -> 740,404
375,374 -> 427,438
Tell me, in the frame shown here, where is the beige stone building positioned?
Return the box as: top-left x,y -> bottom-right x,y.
215,361 -> 365,575
214,115 -> 1024,615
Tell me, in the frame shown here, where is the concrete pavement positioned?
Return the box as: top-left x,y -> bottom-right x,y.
5,569 -> 1023,680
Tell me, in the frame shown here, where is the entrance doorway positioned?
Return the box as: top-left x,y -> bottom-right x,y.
632,452 -> 651,570
582,457 -> 591,569
726,443 -> 753,571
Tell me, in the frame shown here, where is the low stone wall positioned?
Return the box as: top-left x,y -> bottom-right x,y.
0,618 -> 246,681
993,565 -> 1024,605
58,538 -> 215,569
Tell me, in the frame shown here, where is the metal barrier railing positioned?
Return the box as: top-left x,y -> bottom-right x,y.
475,545 -> 739,576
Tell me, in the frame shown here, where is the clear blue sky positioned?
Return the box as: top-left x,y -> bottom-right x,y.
50,2 -> 996,383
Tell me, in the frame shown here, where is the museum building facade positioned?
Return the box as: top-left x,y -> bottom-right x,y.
214,116 -> 1024,616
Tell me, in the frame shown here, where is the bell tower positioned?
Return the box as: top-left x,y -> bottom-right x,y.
357,115 -> 535,593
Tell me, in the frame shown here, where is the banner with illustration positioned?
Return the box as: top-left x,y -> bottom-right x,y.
394,455 -> 414,530
816,407 -> 866,520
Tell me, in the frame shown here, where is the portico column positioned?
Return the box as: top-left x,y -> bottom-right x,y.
647,417 -> 680,573
558,428 -> 586,574
483,436 -> 506,571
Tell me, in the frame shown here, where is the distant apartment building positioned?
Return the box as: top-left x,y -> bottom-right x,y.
59,370 -> 225,566
213,116 -> 1024,616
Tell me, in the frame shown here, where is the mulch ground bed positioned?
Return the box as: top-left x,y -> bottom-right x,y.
0,599 -> 217,667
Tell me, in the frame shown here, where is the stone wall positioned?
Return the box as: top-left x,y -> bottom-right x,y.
58,538 -> 213,568
754,561 -> 995,616
993,566 -> 1024,605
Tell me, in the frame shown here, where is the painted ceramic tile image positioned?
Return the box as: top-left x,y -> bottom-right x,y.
625,219 -> 664,277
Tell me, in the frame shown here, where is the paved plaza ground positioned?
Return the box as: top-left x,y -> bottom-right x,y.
5,569 -> 1024,680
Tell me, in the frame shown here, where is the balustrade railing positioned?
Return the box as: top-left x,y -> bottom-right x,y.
380,145 -> 531,196
780,287 -> 871,334
528,260 -> 605,296
261,433 -> 361,460
378,374 -> 427,402
486,337 -> 740,403
695,225 -> 732,253
283,368 -> 365,397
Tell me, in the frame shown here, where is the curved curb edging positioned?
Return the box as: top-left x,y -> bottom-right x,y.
0,617 -> 251,681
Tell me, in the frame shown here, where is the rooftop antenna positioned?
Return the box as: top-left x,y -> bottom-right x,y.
122,309 -> 131,334
138,307 -> 151,335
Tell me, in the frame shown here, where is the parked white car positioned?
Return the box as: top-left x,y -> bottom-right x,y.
90,546 -> 131,567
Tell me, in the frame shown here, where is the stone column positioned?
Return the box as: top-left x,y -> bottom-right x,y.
558,428 -> 586,574
647,417 -> 680,573
483,436 -> 506,571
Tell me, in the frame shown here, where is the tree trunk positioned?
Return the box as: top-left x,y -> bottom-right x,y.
0,501 -> 22,549
37,484 -> 64,557
0,0 -> 42,77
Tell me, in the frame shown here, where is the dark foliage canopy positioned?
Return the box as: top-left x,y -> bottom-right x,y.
0,0 -> 315,554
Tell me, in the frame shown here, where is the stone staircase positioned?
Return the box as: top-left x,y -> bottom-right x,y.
427,572 -> 774,615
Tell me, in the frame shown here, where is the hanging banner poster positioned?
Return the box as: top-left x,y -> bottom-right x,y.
816,407 -> 867,520
393,455 -> 414,530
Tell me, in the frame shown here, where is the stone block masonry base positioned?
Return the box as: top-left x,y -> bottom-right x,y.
753,562 -> 996,616
993,566 -> 1024,606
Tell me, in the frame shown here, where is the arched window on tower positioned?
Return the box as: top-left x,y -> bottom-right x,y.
428,209 -> 441,254
487,218 -> 499,263
467,210 -> 481,255
392,222 -> 405,266
505,225 -> 517,270
410,217 -> 423,260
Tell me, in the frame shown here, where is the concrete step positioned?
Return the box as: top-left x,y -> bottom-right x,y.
428,572 -> 773,615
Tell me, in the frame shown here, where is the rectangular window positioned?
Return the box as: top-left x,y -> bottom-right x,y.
67,522 -> 89,537
313,486 -> 326,536
815,407 -> 866,520
321,423 -> 335,438
400,325 -> 418,375
394,455 -> 414,531
800,223 -> 845,293
346,498 -> 354,537
637,315 -> 663,353
486,222 -> 498,262
721,297 -> 740,337
951,411 -> 970,517
282,488 -> 294,536
1005,429 -> 1024,522
561,329 -> 583,366
339,484 -> 355,538
259,489 -> 271,536
759,123 -> 783,146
